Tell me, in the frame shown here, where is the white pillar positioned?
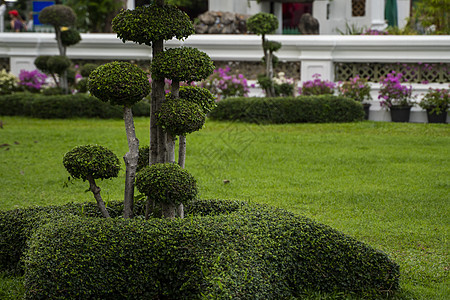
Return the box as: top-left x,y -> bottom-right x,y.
370,0 -> 387,30
274,3 -> 283,34
127,0 -> 135,10
208,0 -> 233,12
397,0 -> 410,28
0,4 -> 6,33
313,0 -> 330,34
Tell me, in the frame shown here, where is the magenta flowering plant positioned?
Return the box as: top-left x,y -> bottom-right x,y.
298,73 -> 336,96
418,87 -> 449,115
200,66 -> 251,99
378,71 -> 413,109
338,76 -> 372,103
18,70 -> 47,93
362,29 -> 389,35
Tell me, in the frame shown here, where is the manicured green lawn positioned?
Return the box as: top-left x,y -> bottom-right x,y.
0,117 -> 448,299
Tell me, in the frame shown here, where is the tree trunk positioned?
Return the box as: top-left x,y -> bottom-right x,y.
54,27 -> 69,94
166,79 -> 179,163
267,51 -> 275,97
178,135 -> 186,168
87,175 -> 110,218
150,39 -> 166,165
123,106 -> 139,218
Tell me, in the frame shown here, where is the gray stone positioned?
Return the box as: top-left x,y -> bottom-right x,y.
199,11 -> 217,25
298,13 -> 320,35
221,12 -> 235,25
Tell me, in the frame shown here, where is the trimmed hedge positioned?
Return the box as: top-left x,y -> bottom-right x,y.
209,95 -> 365,123
0,93 -> 150,118
6,200 -> 400,299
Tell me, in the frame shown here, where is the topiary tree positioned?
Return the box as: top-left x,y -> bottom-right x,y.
38,4 -> 80,94
136,163 -> 198,219
88,61 -> 151,218
151,46 -> 214,168
34,55 -> 71,90
63,144 -> 120,218
247,12 -> 280,97
112,1 -> 194,166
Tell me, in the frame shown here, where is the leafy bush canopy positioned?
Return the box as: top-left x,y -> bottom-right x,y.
136,163 -> 198,205
168,86 -> 216,113
61,28 -> 82,47
247,12 -> 278,35
79,63 -> 98,78
47,56 -> 71,75
88,61 -> 151,107
157,96 -> 206,136
38,4 -> 77,27
21,200 -> 399,299
112,4 -> 194,46
63,144 -> 120,181
151,47 -> 215,82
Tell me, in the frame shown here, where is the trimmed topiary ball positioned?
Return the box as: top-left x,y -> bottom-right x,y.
137,145 -> 149,172
63,144 -> 120,181
136,163 -> 197,205
112,4 -> 194,46
88,61 -> 151,107
167,86 -> 216,113
61,28 -> 81,47
34,56 -> 52,74
38,4 -> 77,27
80,63 -> 98,78
47,56 -> 71,75
247,12 -> 278,35
157,97 -> 206,136
263,40 -> 282,53
151,47 -> 214,82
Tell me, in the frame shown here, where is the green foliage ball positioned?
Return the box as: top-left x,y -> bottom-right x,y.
61,28 -> 81,47
136,163 -> 198,205
38,4 -> 77,27
47,56 -> 71,75
247,12 -> 278,35
167,86 -> 216,113
137,145 -> 149,172
263,40 -> 282,53
80,63 -> 98,78
63,144 -> 120,181
112,4 -> 194,46
34,56 -> 51,74
88,61 -> 151,107
157,97 -> 206,136
151,47 -> 214,82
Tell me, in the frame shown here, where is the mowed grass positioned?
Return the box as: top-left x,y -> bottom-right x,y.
0,116 -> 449,299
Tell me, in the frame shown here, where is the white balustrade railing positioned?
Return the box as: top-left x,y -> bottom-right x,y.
1,33 -> 449,122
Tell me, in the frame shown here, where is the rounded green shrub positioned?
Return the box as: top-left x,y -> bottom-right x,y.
34,56 -> 51,74
42,87 -> 64,96
137,145 -> 150,172
136,163 -> 198,205
61,28 -> 81,47
247,12 -> 279,35
167,86 -> 216,113
263,40 -> 282,52
88,61 -> 151,107
80,63 -> 98,78
38,4 -> 77,27
75,78 -> 88,93
209,96 -> 365,123
112,4 -> 194,46
23,200 -> 400,299
151,47 -> 215,82
47,55 -> 71,75
157,97 -> 206,136
63,144 -> 120,181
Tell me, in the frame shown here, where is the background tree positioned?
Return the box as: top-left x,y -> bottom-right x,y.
88,61 -> 151,218
38,4 -> 78,94
65,0 -> 124,33
63,144 -> 120,218
247,12 -> 279,97
412,0 -> 449,34
34,55 -> 71,91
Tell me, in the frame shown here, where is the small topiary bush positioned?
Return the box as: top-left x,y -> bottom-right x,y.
38,4 -> 76,28
88,61 -> 151,107
112,4 -> 194,46
136,163 -> 198,206
209,96 -> 365,123
0,93 -> 150,118
157,97 -> 206,136
21,200 -> 400,299
61,28 -> 81,47
176,86 -> 217,113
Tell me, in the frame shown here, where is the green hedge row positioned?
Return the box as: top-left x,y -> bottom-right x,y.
0,200 -> 400,298
208,96 -> 365,123
0,93 -> 150,118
